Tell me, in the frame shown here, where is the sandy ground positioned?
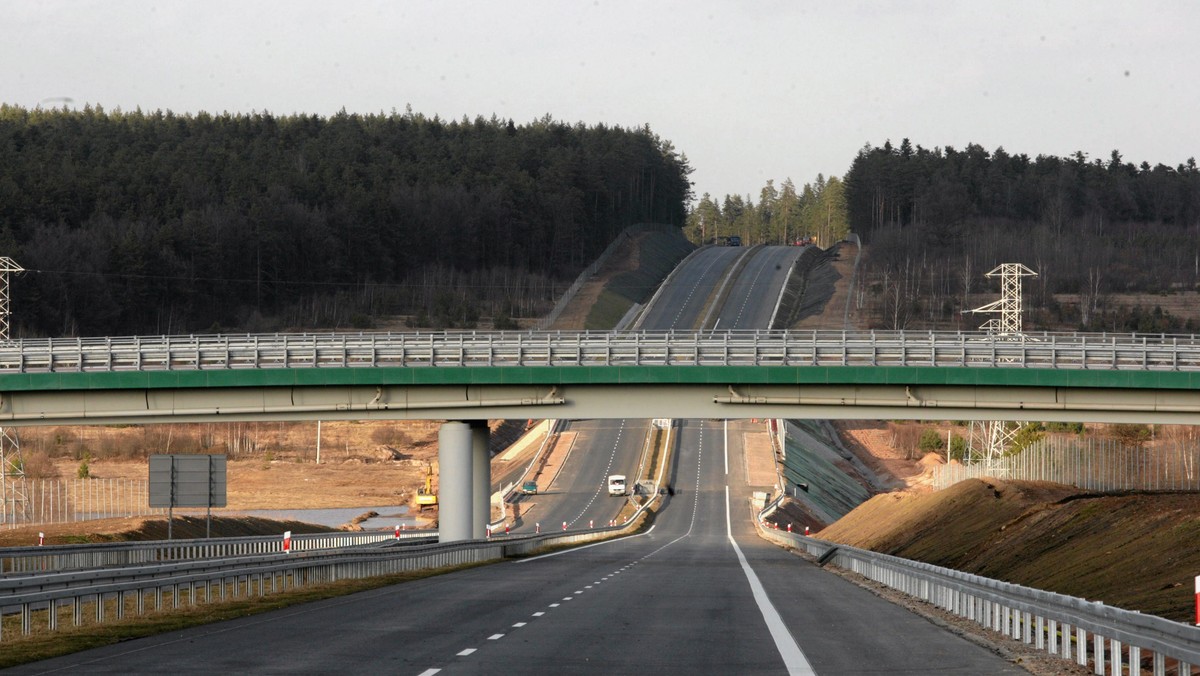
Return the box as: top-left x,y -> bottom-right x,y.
830,420 -> 939,491
741,431 -> 778,487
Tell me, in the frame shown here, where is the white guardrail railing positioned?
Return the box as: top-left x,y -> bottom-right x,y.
0,530 -> 435,575
757,524 -> 1200,676
2,329 -> 1200,373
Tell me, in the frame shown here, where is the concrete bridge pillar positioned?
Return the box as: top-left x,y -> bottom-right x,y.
437,421 -> 473,542
470,420 -> 490,539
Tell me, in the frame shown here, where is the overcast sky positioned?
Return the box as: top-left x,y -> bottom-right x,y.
4,1 -> 1198,202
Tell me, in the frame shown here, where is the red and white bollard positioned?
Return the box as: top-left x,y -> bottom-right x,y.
486,525 -> 492,539
505,524 -> 510,535
38,532 -> 44,546
562,521 -> 567,531
283,530 -> 292,553
787,523 -> 792,533
535,522 -> 541,534
804,526 -> 810,536
1195,575 -> 1199,626
589,520 -> 594,529
395,524 -> 401,539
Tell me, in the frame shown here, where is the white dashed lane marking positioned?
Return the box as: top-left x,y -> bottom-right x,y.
569,419 -> 629,527
423,525 -> 658,676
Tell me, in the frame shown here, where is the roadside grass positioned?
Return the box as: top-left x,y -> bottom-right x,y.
586,288 -> 637,329
0,562 -> 487,669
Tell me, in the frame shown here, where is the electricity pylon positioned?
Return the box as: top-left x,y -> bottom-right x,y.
966,263 -> 1038,470
0,257 -> 28,525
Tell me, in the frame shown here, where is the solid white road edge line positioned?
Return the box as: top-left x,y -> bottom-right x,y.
726,485 -> 816,676
514,524 -> 656,563
417,670 -> 440,676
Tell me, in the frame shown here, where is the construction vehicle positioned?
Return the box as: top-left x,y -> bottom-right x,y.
415,461 -> 438,509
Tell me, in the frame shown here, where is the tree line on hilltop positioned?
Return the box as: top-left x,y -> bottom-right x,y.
0,104 -> 692,336
843,139 -> 1200,331
685,175 -> 851,248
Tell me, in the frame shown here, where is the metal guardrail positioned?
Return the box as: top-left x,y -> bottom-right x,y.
758,525 -> 1200,675
3,329 -> 1200,374
0,523 -> 633,642
0,485 -> 665,642
1,530 -> 434,575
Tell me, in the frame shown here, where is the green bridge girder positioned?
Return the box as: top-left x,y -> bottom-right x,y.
3,363 -> 1200,391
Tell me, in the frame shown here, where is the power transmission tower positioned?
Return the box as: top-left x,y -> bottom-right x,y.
0,257 -> 28,525
965,263 -> 1038,470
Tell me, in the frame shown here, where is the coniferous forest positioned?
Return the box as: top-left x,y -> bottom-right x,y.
843,140 -> 1200,331
7,104 -> 1200,337
0,105 -> 692,337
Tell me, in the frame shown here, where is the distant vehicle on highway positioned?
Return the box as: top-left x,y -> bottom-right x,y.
521,481 -> 538,495
607,475 -> 627,496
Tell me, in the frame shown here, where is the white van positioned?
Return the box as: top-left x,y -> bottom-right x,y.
607,475 -> 627,496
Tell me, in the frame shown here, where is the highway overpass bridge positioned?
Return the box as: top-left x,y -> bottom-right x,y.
2,329 -> 1199,426
4,328 -> 1200,541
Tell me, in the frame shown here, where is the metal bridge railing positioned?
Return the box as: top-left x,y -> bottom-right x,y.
3,330 -> 1200,374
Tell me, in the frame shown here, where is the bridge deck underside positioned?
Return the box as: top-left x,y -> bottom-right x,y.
1,381 -> 1197,425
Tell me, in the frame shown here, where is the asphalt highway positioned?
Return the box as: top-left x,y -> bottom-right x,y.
713,245 -> 802,330
637,245 -> 745,330
11,421 -> 1023,675
509,419 -> 649,534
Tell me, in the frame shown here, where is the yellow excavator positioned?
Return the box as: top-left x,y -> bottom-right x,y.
415,461 -> 438,509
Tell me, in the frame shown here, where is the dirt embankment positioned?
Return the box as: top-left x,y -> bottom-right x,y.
817,478 -> 1200,623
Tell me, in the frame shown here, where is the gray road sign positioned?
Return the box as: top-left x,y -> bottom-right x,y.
149,455 -> 227,508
